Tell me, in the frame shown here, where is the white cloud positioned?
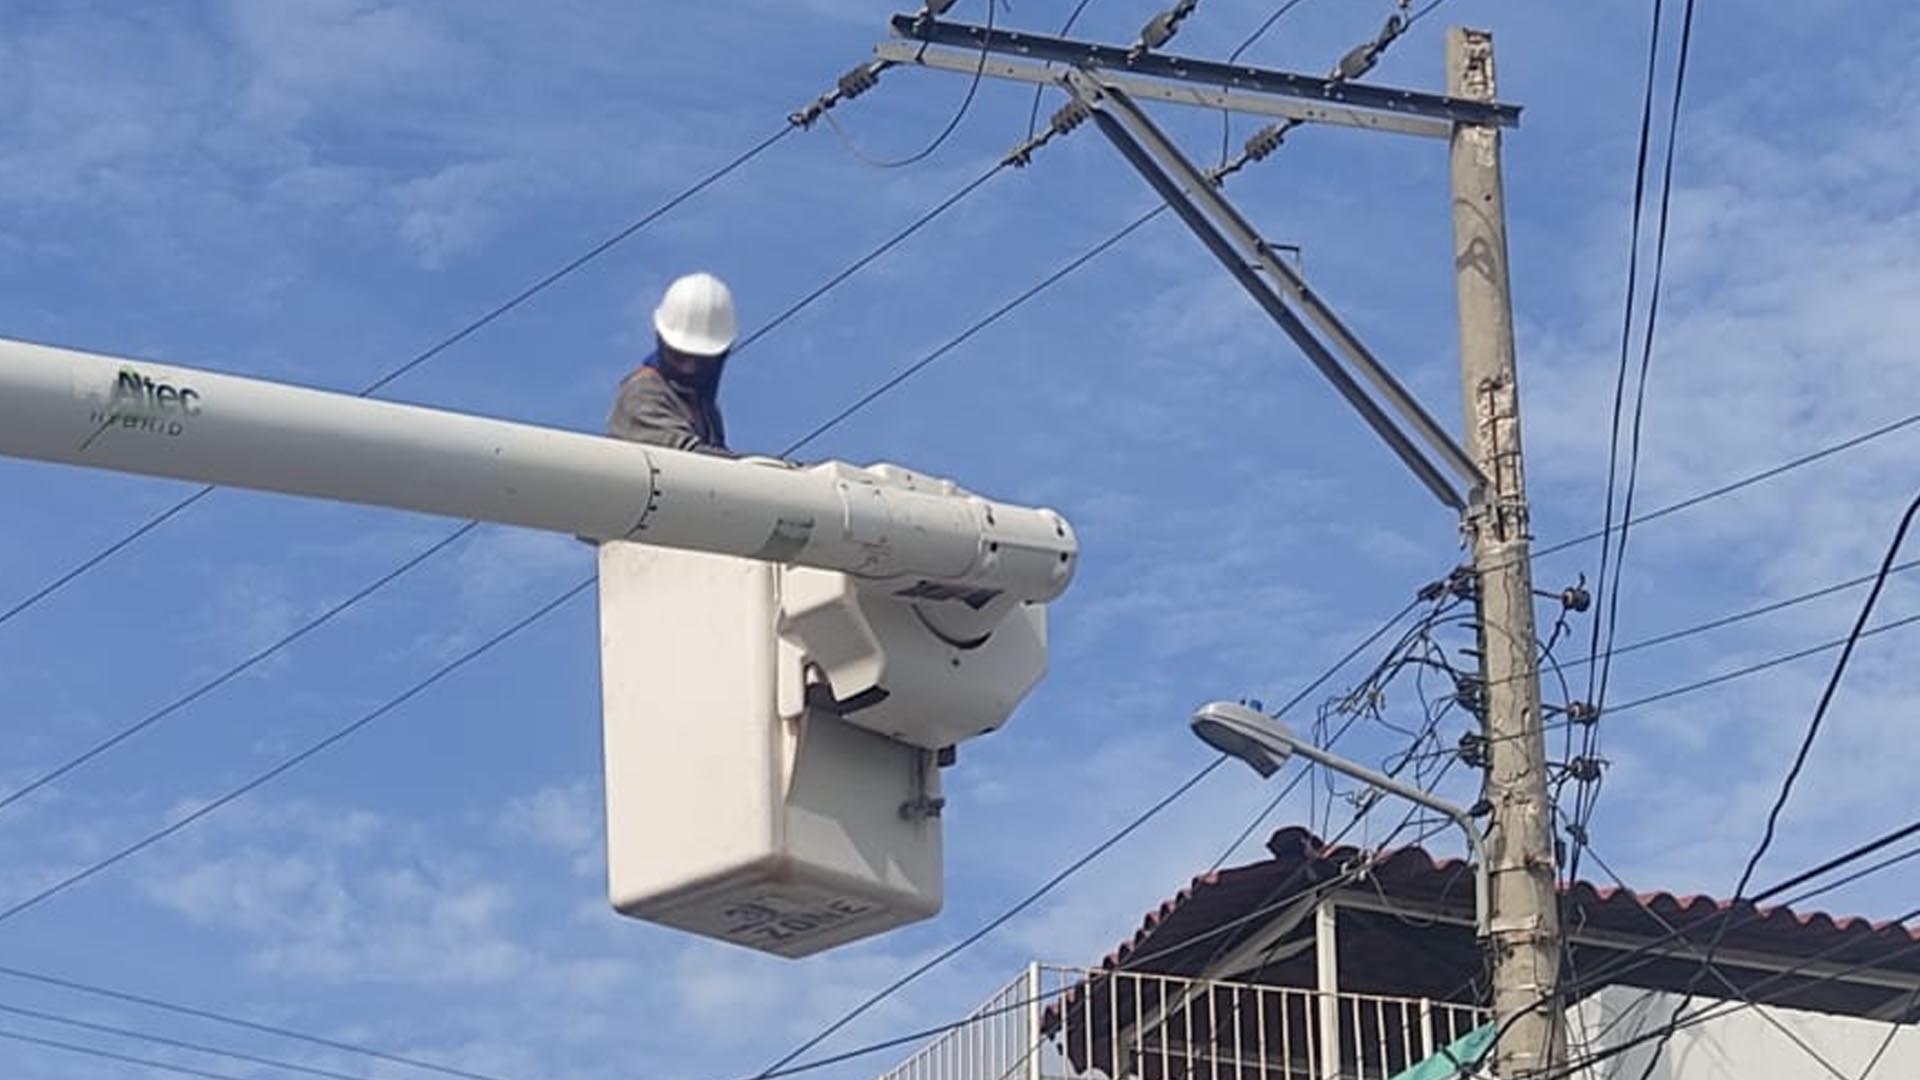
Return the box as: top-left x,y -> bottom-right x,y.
498,779 -> 603,878
138,801 -> 531,986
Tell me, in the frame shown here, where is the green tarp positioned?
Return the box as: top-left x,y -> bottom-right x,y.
1384,1023 -> 1493,1080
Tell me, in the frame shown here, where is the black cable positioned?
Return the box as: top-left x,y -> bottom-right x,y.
1570,0 -> 1680,937
1546,556 -> 1920,680
0,964 -> 514,1080
1595,0 -> 1700,737
1531,407 -> 1920,566
737,163 -> 1007,356
781,204 -> 1168,455
1627,490 -> 1920,1077
751,755 -> 1225,1078
1463,819 -> 1920,1077
0,577 -> 594,926
1430,596 -> 1920,766
1584,0 -> 1666,709
1539,919 -> 1920,1080
755,632 -> 1467,1080
726,847 -> 1370,1080
0,522 -> 478,816
0,125 -> 793,634
1023,0 -> 1100,141
1563,825 -> 1853,1080
1215,0 -> 1317,165
0,1025 -> 252,1080
1733,493 -> 1917,900
1209,586 -> 1439,870
1181,752 -> 1469,1068
4,143 -> 1010,820
823,0 -> 996,168
0,999 -> 372,1080
1606,608 -> 1920,716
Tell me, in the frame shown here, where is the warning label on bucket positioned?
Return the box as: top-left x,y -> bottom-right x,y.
715,890 -> 886,951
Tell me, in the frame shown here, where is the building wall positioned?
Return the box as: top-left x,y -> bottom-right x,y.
1564,986 -> 1920,1079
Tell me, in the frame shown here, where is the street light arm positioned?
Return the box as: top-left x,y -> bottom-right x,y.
1192,701 -> 1490,937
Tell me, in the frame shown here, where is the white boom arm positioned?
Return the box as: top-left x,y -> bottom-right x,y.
0,337 -> 1077,603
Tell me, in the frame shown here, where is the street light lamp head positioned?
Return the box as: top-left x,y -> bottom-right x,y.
1190,700 -> 1296,778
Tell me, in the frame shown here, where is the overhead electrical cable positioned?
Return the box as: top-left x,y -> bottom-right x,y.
0,963 -> 517,1080
0,125 -> 795,633
0,999 -> 376,1080
1528,408 -> 1920,566
0,1025 -> 254,1080
822,0 -> 997,168
0,578 -> 595,926
1,136 -> 1014,815
1634,488 -> 1920,1078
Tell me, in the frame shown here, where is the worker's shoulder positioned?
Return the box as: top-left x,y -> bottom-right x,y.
617,366 -> 670,396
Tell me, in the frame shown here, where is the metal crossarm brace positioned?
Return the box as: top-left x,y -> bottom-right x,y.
873,41 -> 1454,138
1059,69 -> 1486,510
890,15 -> 1522,130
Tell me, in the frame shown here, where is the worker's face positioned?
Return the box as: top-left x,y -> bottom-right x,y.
658,340 -> 727,384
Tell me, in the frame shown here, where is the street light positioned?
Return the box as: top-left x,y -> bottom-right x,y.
1191,700 -> 1490,937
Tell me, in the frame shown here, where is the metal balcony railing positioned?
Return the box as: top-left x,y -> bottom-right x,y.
877,964 -> 1488,1080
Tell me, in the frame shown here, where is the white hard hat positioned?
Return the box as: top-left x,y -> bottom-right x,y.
653,271 -> 738,356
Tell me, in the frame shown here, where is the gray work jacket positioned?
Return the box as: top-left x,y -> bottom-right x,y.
606,361 -> 729,455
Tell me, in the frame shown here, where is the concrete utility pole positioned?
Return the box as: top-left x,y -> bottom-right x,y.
1447,27 -> 1566,1078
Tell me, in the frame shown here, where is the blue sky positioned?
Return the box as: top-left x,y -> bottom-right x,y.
2,1 -> 1917,1077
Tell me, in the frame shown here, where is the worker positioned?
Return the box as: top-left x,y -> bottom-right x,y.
607,271 -> 737,455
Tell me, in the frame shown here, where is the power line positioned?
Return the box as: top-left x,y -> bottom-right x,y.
1531,407 -> 1920,565
1630,489 -> 1920,1078
763,47 -> 1476,1071
780,204 -> 1167,455
1567,830 -> 1853,1080
1466,552 -> 1920,694
0,577 -> 594,926
737,164 -> 1006,356
1023,0 -> 1102,141
755,789 -> 1459,1080
1585,0 -> 1668,709
1465,815 -> 1920,1075
1541,911 -> 1920,1080
821,0 -> 999,169
2,92 -> 1113,1009
1606,607 -> 1920,716
1589,10 -> 1697,907
0,964 -> 515,1080
0,1024 -> 254,1080
5,136 -> 1011,819
1570,556 -> 1920,673
1421,602 -> 1920,764
751,756 -> 1226,1077
0,523 -> 478,816
1208,586 -> 1443,870
0,999 -> 373,1080
0,124 -> 795,635
1731,490 -> 1919,899
1593,0 -> 1700,821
